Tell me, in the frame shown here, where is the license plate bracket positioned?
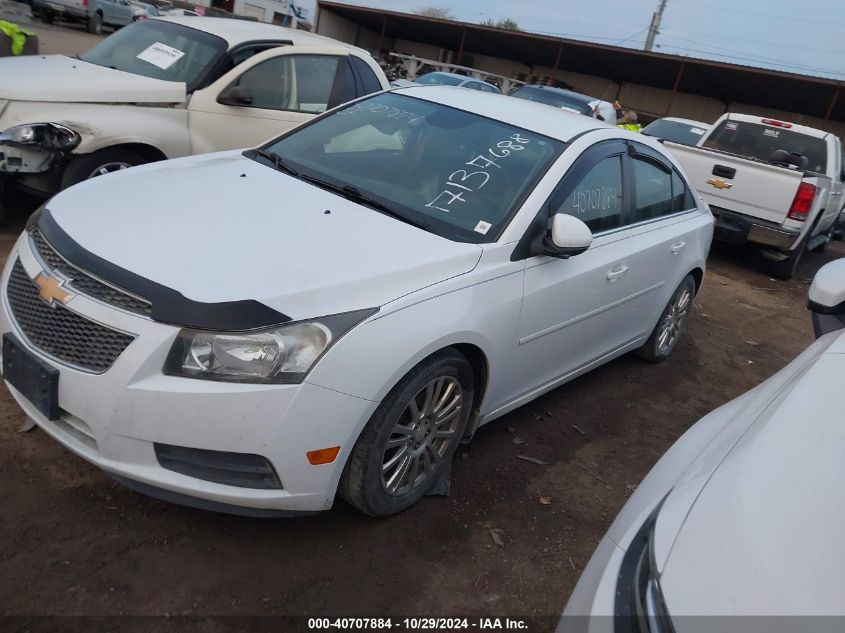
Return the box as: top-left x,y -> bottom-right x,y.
3,333 -> 59,420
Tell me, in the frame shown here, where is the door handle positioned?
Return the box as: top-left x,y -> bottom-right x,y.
670,241 -> 687,254
605,265 -> 629,282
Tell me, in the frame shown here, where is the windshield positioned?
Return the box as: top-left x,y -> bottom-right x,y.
643,120 -> 709,146
262,93 -> 564,243
80,20 -> 227,89
511,87 -> 592,116
416,73 -> 464,86
703,120 -> 828,173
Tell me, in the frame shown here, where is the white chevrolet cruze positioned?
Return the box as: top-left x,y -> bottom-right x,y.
0,87 -> 713,517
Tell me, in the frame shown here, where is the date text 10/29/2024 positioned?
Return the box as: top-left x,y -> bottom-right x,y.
308,618 -> 529,630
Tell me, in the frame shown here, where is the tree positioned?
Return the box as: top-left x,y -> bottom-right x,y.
415,6 -> 454,19
481,17 -> 520,30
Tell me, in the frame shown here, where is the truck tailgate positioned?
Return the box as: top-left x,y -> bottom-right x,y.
667,142 -> 803,225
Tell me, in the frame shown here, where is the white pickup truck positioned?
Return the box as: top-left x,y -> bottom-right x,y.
666,113 -> 844,279
0,17 -> 389,200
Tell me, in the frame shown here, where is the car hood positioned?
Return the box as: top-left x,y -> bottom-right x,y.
0,55 -> 186,104
657,333 -> 845,616
46,152 -> 482,321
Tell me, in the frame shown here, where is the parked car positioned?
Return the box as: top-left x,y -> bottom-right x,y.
164,7 -> 198,16
0,17 -> 390,198
0,87 -> 713,517
393,71 -> 501,94
642,116 -> 710,146
562,257 -> 845,629
33,0 -> 136,34
510,85 -> 616,126
129,0 -> 161,20
668,113 -> 845,279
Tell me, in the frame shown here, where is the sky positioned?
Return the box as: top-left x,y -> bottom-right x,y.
301,0 -> 845,80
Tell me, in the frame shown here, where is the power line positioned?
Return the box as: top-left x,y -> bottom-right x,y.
659,28 -> 845,57
657,33 -> 845,77
657,41 -> 845,77
670,0 -> 845,28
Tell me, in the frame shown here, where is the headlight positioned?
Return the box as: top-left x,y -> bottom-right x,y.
0,123 -> 80,150
614,499 -> 675,633
163,308 -> 376,384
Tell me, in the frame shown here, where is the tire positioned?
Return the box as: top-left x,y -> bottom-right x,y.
60,147 -> 146,190
770,237 -> 807,281
42,8 -> 54,23
340,349 -> 474,517
87,11 -> 102,34
810,224 -> 835,254
636,274 -> 696,363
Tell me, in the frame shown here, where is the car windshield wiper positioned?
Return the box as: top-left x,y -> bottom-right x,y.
300,175 -> 431,232
254,149 -> 299,177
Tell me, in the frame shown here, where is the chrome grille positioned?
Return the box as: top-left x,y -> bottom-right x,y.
6,259 -> 135,372
29,229 -> 152,317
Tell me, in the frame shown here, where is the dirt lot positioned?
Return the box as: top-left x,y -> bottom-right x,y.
0,181 -> 842,631
2,22 -> 844,631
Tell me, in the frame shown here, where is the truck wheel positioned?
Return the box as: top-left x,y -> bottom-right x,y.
810,225 -> 835,254
42,9 -> 55,24
87,12 -> 103,34
60,148 -> 147,190
770,239 -> 806,281
340,349 -> 474,517
636,275 -> 696,363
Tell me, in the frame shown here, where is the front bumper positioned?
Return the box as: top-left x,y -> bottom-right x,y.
711,206 -> 800,252
1,233 -> 379,514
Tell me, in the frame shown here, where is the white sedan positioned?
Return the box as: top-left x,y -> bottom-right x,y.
562,259 -> 845,629
0,87 -> 713,517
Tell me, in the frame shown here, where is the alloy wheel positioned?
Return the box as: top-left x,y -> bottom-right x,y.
380,376 -> 463,497
87,162 -> 132,179
657,285 -> 692,354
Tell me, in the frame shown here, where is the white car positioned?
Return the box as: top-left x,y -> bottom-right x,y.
510,85 -> 617,126
561,259 -> 845,629
0,17 -> 389,197
642,117 -> 711,146
0,87 -> 713,517
404,71 -> 501,94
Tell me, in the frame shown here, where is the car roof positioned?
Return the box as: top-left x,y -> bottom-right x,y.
392,85 -> 608,141
153,16 -> 368,51
516,84 -> 595,104
650,117 -> 711,128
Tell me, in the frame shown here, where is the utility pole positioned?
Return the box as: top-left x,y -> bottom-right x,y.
644,0 -> 669,52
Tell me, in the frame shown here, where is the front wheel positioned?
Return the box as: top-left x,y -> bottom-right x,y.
60,147 -> 146,190
340,349 -> 474,517
636,275 -> 696,363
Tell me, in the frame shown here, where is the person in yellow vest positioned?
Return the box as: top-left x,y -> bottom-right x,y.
613,100 -> 642,132
0,20 -> 35,56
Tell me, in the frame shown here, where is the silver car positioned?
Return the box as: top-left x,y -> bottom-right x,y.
562,258 -> 845,628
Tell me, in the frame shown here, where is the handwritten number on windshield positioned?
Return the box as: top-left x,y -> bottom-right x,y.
426,134 -> 531,213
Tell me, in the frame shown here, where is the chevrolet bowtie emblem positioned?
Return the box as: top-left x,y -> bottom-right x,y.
34,272 -> 72,307
706,178 -> 733,190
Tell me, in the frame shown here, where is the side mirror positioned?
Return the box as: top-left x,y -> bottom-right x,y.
217,85 -> 253,106
545,214 -> 593,258
808,259 -> 845,338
